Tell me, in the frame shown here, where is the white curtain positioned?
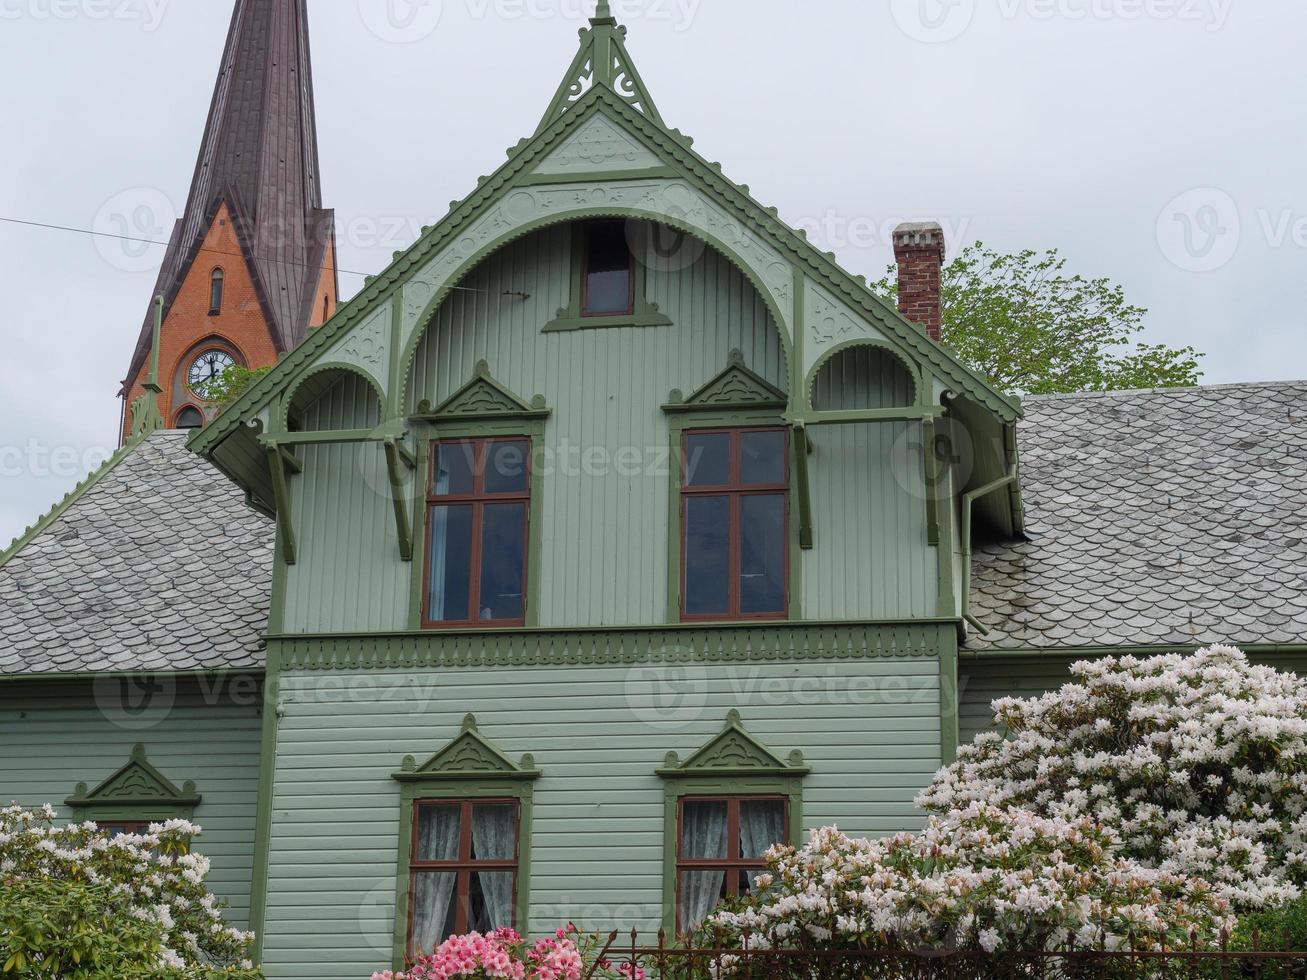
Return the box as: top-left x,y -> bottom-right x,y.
471,805 -> 516,929
410,807 -> 460,955
679,803 -> 727,933
739,801 -> 786,862
427,465 -> 451,619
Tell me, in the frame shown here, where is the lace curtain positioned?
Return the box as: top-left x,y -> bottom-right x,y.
679,802 -> 727,933
471,805 -> 516,930
410,806 -> 460,956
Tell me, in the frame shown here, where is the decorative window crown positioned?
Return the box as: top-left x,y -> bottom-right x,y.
393,714 -> 540,783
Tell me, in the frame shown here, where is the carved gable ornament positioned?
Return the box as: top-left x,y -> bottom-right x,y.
393,714 -> 541,783
417,361 -> 550,423
66,744 -> 202,810
663,350 -> 788,415
657,711 -> 809,779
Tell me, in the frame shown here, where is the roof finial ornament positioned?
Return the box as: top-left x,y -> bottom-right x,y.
591,0 -> 616,26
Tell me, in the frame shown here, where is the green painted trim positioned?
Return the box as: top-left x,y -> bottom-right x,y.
390,715 -> 538,968
792,426 -> 813,551
417,360 -> 551,422
269,621 -> 952,672
662,349 -> 789,414
923,419 -> 940,548
262,427 -> 402,447
656,711 -> 807,936
190,84 -> 1019,472
933,437 -> 958,620
0,667 -> 262,685
938,638 -> 959,765
407,439 -> 432,631
542,222 -> 671,333
281,361 -> 388,433
66,743 -> 201,818
247,640 -> 280,961
536,11 -> 663,134
0,433 -> 150,569
805,407 -> 946,425
412,383 -> 550,629
384,440 -> 415,563
519,166 -> 677,186
264,446 -> 297,566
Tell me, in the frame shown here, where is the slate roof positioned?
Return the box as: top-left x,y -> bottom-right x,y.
970,381 -> 1307,650
0,432 -> 272,675
121,0 -> 334,396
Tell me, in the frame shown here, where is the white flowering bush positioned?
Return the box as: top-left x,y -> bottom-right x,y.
0,804 -> 260,978
919,646 -> 1307,910
705,804 -> 1231,956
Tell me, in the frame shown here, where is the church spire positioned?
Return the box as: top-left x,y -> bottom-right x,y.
536,0 -> 662,134
120,0 -> 337,426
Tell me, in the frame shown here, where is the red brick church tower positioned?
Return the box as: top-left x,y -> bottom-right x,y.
120,0 -> 337,439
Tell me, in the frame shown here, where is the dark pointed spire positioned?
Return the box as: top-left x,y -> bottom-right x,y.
121,0 -> 335,396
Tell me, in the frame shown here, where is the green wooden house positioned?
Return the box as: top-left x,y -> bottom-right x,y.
3,4 -> 1305,979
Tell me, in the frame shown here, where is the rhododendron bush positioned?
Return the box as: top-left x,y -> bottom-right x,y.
0,803 -> 259,978
372,925 -> 643,980
705,805 -> 1232,955
920,646 -> 1307,910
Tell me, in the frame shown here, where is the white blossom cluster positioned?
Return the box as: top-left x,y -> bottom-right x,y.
919,646 -> 1307,910
707,804 -> 1232,955
0,804 -> 257,976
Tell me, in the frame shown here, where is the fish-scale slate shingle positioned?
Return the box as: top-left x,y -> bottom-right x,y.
0,431 -> 272,674
970,381 -> 1307,650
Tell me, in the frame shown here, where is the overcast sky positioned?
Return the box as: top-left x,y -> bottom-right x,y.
1,0 -> 1304,547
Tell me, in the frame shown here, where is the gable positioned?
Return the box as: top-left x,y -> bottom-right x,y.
393,714 -> 540,782
658,711 -> 809,777
533,114 -> 665,176
66,743 -> 201,808
665,350 -> 789,413
191,11 -> 1021,536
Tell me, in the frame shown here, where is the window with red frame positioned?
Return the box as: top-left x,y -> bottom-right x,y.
681,428 -> 789,620
424,438 -> 530,628
407,800 -> 520,957
97,820 -> 152,837
675,796 -> 787,934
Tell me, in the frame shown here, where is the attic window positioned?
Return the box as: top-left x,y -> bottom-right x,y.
209,268 -> 224,315
175,407 -> 204,430
582,221 -> 634,317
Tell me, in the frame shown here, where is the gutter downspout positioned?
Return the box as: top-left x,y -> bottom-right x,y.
960,439 -> 1020,637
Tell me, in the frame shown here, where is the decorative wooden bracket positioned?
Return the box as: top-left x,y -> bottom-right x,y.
384,440 -> 413,563
793,424 -> 814,551
265,445 -> 297,566
923,418 -> 940,547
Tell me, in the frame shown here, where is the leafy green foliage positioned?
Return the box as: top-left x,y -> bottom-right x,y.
875,243 -> 1203,396
0,805 -> 262,979
202,365 -> 273,409
1231,897 -> 1307,952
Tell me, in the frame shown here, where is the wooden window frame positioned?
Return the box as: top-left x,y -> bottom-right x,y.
98,819 -> 153,836
405,798 -> 521,953
174,405 -> 205,430
209,267 -> 224,315
421,436 -> 533,630
679,426 -> 790,623
580,219 -> 636,318
674,794 -> 788,931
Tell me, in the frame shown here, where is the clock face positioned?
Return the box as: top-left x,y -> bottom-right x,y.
188,350 -> 237,398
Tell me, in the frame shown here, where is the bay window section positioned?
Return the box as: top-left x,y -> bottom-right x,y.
425,439 -> 530,628
409,800 -> 520,957
681,428 -> 789,621
676,796 -> 787,934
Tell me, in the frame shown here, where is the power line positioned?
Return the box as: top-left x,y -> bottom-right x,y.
0,214 -> 504,296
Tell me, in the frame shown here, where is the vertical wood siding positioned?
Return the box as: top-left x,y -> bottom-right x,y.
407,226 -> 786,629
283,375 -> 412,632
0,680 -> 262,927
259,658 -> 942,979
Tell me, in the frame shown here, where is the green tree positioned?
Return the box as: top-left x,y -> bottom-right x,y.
202,364 -> 273,410
875,242 -> 1203,396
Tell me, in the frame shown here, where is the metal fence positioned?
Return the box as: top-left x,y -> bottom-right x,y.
583,931 -> 1307,980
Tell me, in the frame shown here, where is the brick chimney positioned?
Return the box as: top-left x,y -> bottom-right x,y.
893,222 -> 946,341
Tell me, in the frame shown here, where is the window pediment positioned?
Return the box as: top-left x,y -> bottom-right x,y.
393,714 -> 540,783
416,362 -> 550,423
657,710 -> 808,778
66,744 -> 201,811
664,351 -> 788,415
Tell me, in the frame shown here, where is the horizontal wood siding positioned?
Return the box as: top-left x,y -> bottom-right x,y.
260,657 -> 943,978
0,678 -> 263,927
